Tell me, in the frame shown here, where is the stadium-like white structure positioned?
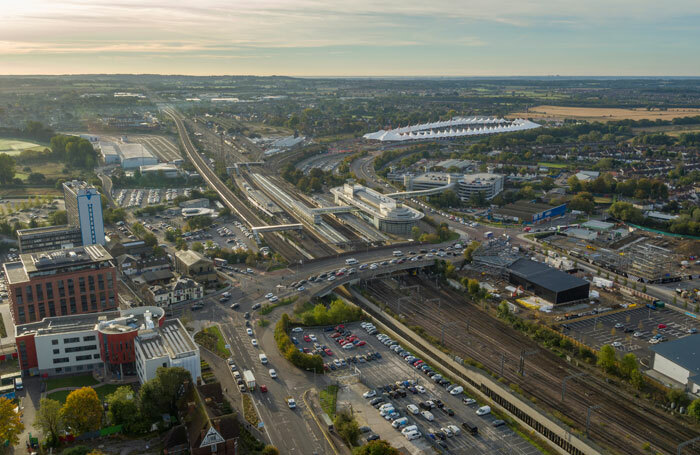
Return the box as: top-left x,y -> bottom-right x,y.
363,117 -> 540,142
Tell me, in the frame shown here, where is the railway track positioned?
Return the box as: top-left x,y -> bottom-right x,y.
163,108 -> 304,263
364,277 -> 699,455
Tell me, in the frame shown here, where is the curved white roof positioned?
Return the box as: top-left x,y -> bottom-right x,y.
363,117 -> 540,142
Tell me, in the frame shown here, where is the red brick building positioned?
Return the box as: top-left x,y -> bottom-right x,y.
3,245 -> 118,325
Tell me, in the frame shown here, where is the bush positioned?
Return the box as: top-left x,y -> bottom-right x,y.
297,298 -> 363,326
274,314 -> 324,373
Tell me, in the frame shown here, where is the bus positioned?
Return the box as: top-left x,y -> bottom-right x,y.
0,372 -> 21,387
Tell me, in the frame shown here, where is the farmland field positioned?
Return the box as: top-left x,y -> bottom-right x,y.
0,138 -> 45,155
508,105 -> 700,122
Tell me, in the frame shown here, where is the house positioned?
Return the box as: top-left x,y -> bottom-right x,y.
147,278 -> 203,307
118,254 -> 171,277
174,250 -> 217,283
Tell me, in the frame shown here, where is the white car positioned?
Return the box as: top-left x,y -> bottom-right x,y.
463,398 -> 476,405
251,339 -> 258,347
264,293 -> 274,299
415,385 -> 426,394
420,410 -> 434,421
476,406 -> 491,416
343,343 -> 355,350
246,328 -> 253,336
441,427 -> 453,437
406,404 -> 420,415
309,334 -> 317,342
447,424 -> 461,436
363,390 -> 377,398
611,341 -> 622,348
401,425 -> 418,435
268,296 -> 278,302
450,386 -> 464,395
269,369 -> 277,378
291,327 -> 303,333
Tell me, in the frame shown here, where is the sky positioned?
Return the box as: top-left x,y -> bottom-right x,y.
2,0 -> 700,76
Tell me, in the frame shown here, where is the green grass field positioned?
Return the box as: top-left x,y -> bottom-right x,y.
194,325 -> 230,358
320,385 -> 338,418
46,374 -> 99,391
0,138 -> 45,156
538,162 -> 570,169
14,160 -> 71,181
46,383 -> 128,404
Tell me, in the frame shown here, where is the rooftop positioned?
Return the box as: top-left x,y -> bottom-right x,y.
136,319 -> 198,360
116,142 -> 156,160
508,258 -> 589,293
175,249 -> 211,267
651,335 -> 699,376
4,244 -> 112,284
461,173 -> 504,185
581,220 -> 615,231
15,306 -> 165,338
17,225 -> 81,238
331,183 -> 423,222
494,200 -> 561,221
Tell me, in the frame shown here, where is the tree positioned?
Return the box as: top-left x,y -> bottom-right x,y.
0,396 -> 24,447
597,344 -> 617,374
463,241 -> 481,263
143,232 -> 158,247
106,386 -> 139,429
688,398 -> 700,423
261,446 -> 280,455
467,279 -> 480,296
27,172 -> 46,184
410,226 -> 421,240
0,154 -> 16,185
333,410 -> 360,447
140,367 -> 192,419
60,387 -> 102,434
619,353 -> 638,379
355,440 -> 401,455
34,398 -> 64,446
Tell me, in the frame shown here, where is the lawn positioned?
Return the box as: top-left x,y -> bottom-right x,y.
537,162 -> 570,169
46,374 -> 99,391
15,161 -> 72,181
194,325 -> 230,358
47,383 -> 128,404
319,385 -> 338,418
0,138 -> 45,156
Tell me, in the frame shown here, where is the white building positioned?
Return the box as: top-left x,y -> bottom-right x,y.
134,319 -> 201,385
147,278 -> 203,307
99,141 -> 158,169
99,142 -> 120,164
458,173 -> 504,200
363,117 -> 540,142
651,336 -> 700,395
63,181 -> 105,246
139,163 -> 180,178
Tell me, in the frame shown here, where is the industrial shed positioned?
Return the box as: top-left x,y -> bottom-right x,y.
507,258 -> 589,305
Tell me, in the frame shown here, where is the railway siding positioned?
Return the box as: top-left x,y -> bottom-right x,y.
347,288 -> 603,455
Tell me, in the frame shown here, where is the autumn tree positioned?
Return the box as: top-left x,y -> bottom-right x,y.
34,398 -> 64,446
0,396 -> 24,447
597,344 -> 617,374
261,446 -> 280,455
355,440 -> 401,455
61,387 -> 102,434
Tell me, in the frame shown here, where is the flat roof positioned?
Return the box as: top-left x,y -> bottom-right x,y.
494,200 -> 559,220
461,173 -> 503,184
508,258 -> 589,293
16,306 -> 165,338
116,143 -> 156,160
136,319 -> 197,360
331,184 -> 423,222
581,220 -> 615,231
651,335 -> 699,376
17,225 -> 81,238
4,244 -> 112,284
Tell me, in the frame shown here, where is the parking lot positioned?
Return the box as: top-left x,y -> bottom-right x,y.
115,188 -> 192,208
563,306 -> 700,355
297,323 -> 539,455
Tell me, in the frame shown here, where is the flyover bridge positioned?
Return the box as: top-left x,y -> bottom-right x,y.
387,182 -> 456,199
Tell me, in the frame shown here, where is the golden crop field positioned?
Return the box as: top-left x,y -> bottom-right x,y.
508,105 -> 700,122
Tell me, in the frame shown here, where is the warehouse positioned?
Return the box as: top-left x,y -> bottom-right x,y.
650,336 -> 699,394
99,141 -> 158,169
507,258 -> 589,305
492,200 -> 567,224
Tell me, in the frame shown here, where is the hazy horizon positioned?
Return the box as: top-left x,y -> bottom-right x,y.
2,1 -> 700,76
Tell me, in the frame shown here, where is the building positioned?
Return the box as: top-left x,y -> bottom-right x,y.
15,306 -> 164,378
506,258 -> 590,305
566,228 -> 598,242
139,163 -> 180,178
3,245 -> 118,325
574,170 -> 600,182
134,319 -> 201,385
147,278 -> 203,307
17,225 -> 82,254
116,254 -> 170,277
492,201 -> 567,225
63,180 -> 105,246
106,239 -> 152,259
581,220 -> 615,232
331,183 -> 424,235
650,335 -> 699,395
174,250 -> 217,283
363,117 -> 540,142
98,141 -> 158,169
458,173 -> 504,201
628,243 -> 671,281
179,198 -> 210,209
182,207 -> 216,218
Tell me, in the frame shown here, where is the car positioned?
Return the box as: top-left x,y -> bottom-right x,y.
291,327 -> 303,333
330,332 -> 341,338
343,343 -> 355,350
230,303 -> 239,310
437,440 -> 448,449
415,385 -> 426,394
264,293 -> 274,299
252,303 -> 261,310
421,410 -> 434,421
449,386 -> 464,395
227,357 -> 235,365
244,312 -> 250,319
247,328 -> 254,336
463,398 -> 476,405
447,424 -> 461,436
688,328 -> 698,334
269,369 -> 277,378
251,339 -> 258,347
614,323 -> 624,329
476,406 -> 491,416
492,419 -> 506,427
366,434 -> 380,442
309,334 -> 318,342
363,390 -> 377,398
370,397 -> 384,406
441,427 -> 453,437
260,384 -> 268,393
324,348 -> 333,356
445,408 -> 455,416
356,340 -> 366,347
303,335 -> 311,342
612,341 -> 622,348
633,331 -> 644,337
658,323 -> 667,329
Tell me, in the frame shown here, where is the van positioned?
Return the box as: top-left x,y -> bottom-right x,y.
476,405 -> 491,416
421,410 -> 434,421
406,404 -> 420,415
462,421 -> 478,435
345,258 -> 358,266
13,377 -> 23,391
259,353 -> 268,365
392,417 -> 409,428
401,425 -> 418,435
404,430 -> 421,441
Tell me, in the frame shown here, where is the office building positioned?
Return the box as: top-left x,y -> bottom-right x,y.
493,201 -> 567,225
134,318 -> 201,384
17,225 -> 82,254
3,245 -> 118,325
63,180 -> 106,246
458,173 -> 504,201
331,183 -> 423,235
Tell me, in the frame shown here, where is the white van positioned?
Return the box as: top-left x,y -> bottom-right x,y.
406,404 -> 420,415
14,377 -> 23,391
392,417 -> 409,428
421,410 -> 434,421
476,405 -> 491,416
345,258 -> 358,265
401,425 -> 418,435
404,430 -> 421,441
259,353 -> 268,365
393,250 -> 403,257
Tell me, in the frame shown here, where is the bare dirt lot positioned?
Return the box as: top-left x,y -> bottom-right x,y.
508,105 -> 700,122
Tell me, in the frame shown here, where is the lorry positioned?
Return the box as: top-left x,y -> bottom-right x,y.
243,370 -> 256,390
286,396 -> 297,409
484,231 -> 493,239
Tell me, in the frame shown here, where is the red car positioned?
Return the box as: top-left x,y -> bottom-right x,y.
302,347 -> 310,353
260,384 -> 268,393
303,335 -> 311,342
323,364 -> 330,371
356,341 -> 366,347
336,325 -> 345,331
658,324 -> 667,329
339,340 -> 350,346
324,348 -> 333,356
330,332 -> 342,338
347,335 -> 358,342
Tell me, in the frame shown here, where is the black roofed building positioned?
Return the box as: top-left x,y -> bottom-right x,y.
507,258 -> 589,305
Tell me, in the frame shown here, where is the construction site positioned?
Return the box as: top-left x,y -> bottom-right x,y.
355,272 -> 700,455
